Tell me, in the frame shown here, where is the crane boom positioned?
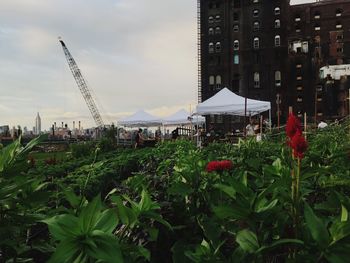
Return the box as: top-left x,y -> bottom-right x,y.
59,39 -> 104,127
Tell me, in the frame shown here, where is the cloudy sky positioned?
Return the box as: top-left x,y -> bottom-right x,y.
0,0 -> 314,130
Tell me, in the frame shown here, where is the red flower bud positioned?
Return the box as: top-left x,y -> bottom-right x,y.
290,131 -> 308,159
206,160 -> 233,172
286,113 -> 302,140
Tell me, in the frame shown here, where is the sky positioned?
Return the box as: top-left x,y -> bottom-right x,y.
0,0 -> 315,130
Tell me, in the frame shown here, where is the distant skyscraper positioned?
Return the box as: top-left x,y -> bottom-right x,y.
35,112 -> 41,135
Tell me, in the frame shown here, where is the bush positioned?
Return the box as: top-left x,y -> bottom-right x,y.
70,141 -> 95,158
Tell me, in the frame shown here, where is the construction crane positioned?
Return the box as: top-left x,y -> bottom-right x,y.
58,38 -> 104,127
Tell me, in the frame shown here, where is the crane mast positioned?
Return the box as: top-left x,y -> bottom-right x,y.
59,39 -> 104,127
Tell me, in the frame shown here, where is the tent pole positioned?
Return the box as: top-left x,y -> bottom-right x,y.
269,109 -> 272,132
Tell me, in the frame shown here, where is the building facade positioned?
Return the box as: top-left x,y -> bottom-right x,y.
199,0 -> 350,130
35,112 -> 41,135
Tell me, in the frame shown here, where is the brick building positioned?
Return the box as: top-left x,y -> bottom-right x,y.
199,0 -> 350,131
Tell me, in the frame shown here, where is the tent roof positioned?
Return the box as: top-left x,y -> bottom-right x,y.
163,109 -> 205,126
118,110 -> 162,127
195,88 -> 271,116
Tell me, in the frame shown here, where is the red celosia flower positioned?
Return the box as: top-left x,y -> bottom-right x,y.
286,113 -> 302,139
206,160 -> 233,172
290,131 -> 308,159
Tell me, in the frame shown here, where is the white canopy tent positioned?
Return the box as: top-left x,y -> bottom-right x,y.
163,109 -> 205,126
195,88 -> 271,117
118,110 -> 162,127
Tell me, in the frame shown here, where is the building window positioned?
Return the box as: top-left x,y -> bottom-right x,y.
297,76 -> 302,81
233,40 -> 239,50
216,75 -> 222,89
215,15 -> 221,22
208,16 -> 214,23
314,11 -> 320,19
253,37 -> 260,49
254,72 -> 260,88
336,9 -> 343,17
209,42 -> 214,53
208,28 -> 214,35
274,7 -> 280,15
234,54 -> 239,64
297,96 -> 303,102
337,47 -> 343,53
336,22 -> 342,29
295,26 -> 301,33
275,35 -> 281,47
275,71 -> 281,86
275,19 -> 280,28
215,26 -> 221,34
253,9 -> 259,17
295,15 -> 301,22
215,42 -> 221,52
253,0 -> 259,3
296,63 -> 302,68
337,34 -> 343,41
253,21 -> 260,31
297,86 -> 303,91
314,24 -> 321,31
233,24 -> 239,32
209,75 -> 215,85
233,0 -> 241,8
233,12 -> 239,21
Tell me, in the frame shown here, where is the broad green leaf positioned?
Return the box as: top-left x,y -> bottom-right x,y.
257,239 -> 304,253
213,184 -> 236,199
137,246 -> 151,261
47,239 -> 79,263
330,221 -> 350,245
212,205 -> 250,220
139,189 -> 153,211
94,209 -> 119,233
79,195 -> 102,233
88,230 -> 124,263
112,196 -> 137,227
236,229 -> 259,253
43,214 -> 80,241
64,188 -> 81,208
304,203 -> 330,249
168,182 -> 194,197
255,199 -> 278,213
341,205 -> 348,222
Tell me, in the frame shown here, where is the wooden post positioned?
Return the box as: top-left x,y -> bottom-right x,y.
244,97 -> 247,137
260,115 -> 263,135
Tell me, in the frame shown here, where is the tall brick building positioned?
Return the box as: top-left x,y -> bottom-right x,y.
199,0 -> 350,131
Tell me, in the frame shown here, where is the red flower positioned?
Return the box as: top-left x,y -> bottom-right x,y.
290,131 -> 308,159
206,160 -> 233,172
286,113 -> 302,139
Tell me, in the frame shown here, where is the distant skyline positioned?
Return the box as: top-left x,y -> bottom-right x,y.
0,0 -> 315,129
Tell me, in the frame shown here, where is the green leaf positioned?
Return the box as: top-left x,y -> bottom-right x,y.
212,205 -> 250,220
64,188 -> 81,208
341,204 -> 348,222
79,195 -> 102,233
213,184 -> 236,199
47,239 -> 79,263
112,196 -> 137,227
94,209 -> 119,233
257,239 -> 304,253
236,229 -> 259,253
42,214 -> 80,241
168,182 -> 194,197
88,230 -> 124,263
304,203 -> 330,249
255,199 -> 278,213
330,221 -> 350,245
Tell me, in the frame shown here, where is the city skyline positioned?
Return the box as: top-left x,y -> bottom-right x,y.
0,0 -> 315,129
